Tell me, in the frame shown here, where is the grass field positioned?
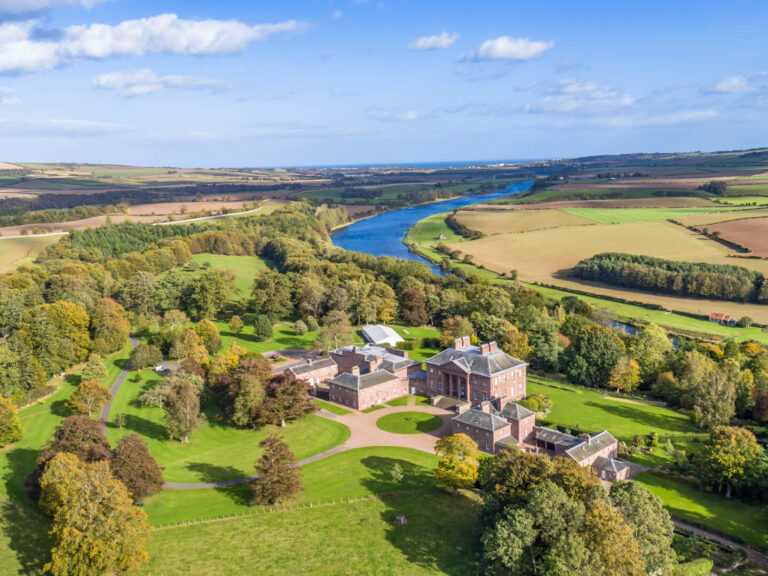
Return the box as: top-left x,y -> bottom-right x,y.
145,492 -> 480,575
184,253 -> 269,296
313,399 -> 352,415
716,196 -> 768,205
635,471 -> 768,552
106,369 -> 350,483
528,377 -> 699,441
407,212 -> 768,344
455,208 -> 595,234
387,395 -> 431,407
560,206 -> 743,224
507,187 -> 672,204
376,412 -> 443,434
0,236 -> 59,273
215,319 -> 319,355
0,499 -> 50,575
391,325 -> 442,361
727,183 -> 768,196
143,446 -> 442,525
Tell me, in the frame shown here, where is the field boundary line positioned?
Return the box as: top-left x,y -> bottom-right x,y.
151,490 -> 429,531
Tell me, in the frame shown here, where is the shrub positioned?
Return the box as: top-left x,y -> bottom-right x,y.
305,316 -> 319,332
253,315 -> 273,342
293,320 -> 308,336
737,316 -> 753,328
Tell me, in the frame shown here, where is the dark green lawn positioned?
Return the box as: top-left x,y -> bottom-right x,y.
376,412 -> 443,434
0,500 -> 50,575
635,471 -> 768,552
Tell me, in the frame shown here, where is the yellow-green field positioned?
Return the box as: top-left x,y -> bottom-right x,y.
455,208 -> 595,234
0,236 -> 60,273
444,208 -> 768,324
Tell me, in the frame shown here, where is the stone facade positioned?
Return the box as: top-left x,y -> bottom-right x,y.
451,408 -> 511,453
287,357 -> 338,390
424,337 -> 527,406
328,367 -> 409,410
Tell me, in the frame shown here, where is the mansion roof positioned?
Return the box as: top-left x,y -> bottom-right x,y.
499,402 -> 535,421
289,357 -> 337,376
592,456 -> 629,475
453,409 -> 510,432
426,345 -> 525,377
565,431 -> 618,464
329,369 -> 399,391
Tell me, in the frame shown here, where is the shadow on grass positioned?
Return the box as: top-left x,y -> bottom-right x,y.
360,455 -> 480,575
1,447 -> 39,506
0,501 -> 50,575
582,400 -> 694,433
119,413 -> 168,441
184,462 -> 252,506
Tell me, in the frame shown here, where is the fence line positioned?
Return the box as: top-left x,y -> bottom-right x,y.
151,490 -> 426,531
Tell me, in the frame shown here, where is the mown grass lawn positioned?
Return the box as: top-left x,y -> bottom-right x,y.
0,499 -> 50,575
214,319 -> 319,355
145,492 -> 480,576
0,344 -> 131,508
387,395 -> 431,407
528,377 -> 700,442
635,471 -> 768,552
143,446 -> 440,526
376,412 -> 443,434
313,399 -> 351,415
106,370 -> 350,483
188,253 -> 268,296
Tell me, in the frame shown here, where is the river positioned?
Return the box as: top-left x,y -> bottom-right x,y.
331,179 -> 534,272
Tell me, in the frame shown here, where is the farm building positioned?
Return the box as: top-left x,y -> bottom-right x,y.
361,324 -> 404,347
709,312 -> 736,326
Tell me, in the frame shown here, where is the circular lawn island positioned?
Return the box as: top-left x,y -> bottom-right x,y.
376,411 -> 443,434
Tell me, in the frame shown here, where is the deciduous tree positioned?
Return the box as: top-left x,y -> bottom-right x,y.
81,353 -> 108,383
0,395 -> 23,447
608,357 -> 641,394
228,315 -> 244,334
700,426 -> 765,498
435,456 -> 478,494
250,435 -> 302,505
564,326 -> 626,389
67,380 -> 112,417
90,298 -> 130,355
130,343 -> 162,371
110,433 -> 164,502
163,377 -> 205,443
40,452 -> 150,576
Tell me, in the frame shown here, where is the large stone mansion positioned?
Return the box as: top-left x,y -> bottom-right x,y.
288,329 -> 629,482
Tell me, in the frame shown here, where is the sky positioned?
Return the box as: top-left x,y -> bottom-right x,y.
0,0 -> 767,167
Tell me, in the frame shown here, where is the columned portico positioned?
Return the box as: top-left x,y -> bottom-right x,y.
441,370 -> 469,400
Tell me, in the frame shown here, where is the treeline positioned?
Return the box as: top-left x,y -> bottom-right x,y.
0,203 -> 130,227
446,211 -> 484,240
574,252 -> 768,303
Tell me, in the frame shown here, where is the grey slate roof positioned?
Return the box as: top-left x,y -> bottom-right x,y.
495,435 -> 520,448
592,456 -> 629,475
453,409 -> 510,432
500,402 -> 535,421
334,344 -> 419,373
289,357 -> 337,376
426,344 -> 525,377
565,431 -> 618,464
329,369 -> 399,391
535,427 -> 581,449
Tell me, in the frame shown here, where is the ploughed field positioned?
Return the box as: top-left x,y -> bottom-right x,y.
444,205 -> 768,324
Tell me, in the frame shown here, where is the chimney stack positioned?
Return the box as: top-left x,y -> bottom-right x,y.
488,341 -> 498,353
351,366 -> 360,376
454,337 -> 463,350
582,433 -> 591,445
481,343 -> 490,355
463,335 -> 471,347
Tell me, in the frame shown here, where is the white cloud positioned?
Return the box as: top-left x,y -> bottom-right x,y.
93,69 -> 226,97
0,117 -> 133,137
463,36 -> 553,61
0,86 -> 22,105
524,79 -> 635,114
701,75 -> 751,94
367,108 -> 423,122
0,14 -> 306,74
408,32 -> 459,51
0,0 -> 103,14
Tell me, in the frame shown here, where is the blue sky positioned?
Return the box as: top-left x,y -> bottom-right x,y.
0,0 -> 766,167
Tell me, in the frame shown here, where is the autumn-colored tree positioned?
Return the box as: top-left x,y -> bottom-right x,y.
256,377 -> 314,427
250,435 -> 303,505
179,357 -> 206,379
700,426 -> 765,498
81,353 -> 108,383
90,298 -> 130,355
162,309 -> 189,331
68,380 -> 112,417
163,377 -> 205,443
0,395 -> 23,447
110,433 -> 164,502
228,315 -> 244,334
478,446 -> 554,507
27,415 -> 112,499
500,325 -> 532,361
194,318 -> 222,354
440,315 -> 474,348
608,357 -> 641,394
582,498 -> 645,576
435,456 -> 478,494
435,433 -> 480,462
40,452 -> 150,575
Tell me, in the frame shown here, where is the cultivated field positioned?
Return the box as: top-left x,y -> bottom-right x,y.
455,208 -> 594,234
679,207 -> 768,226
445,209 -> 768,324
0,236 -> 60,272
707,217 -> 768,257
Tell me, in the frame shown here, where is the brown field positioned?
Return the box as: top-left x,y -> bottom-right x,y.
708,217 -> 768,257
455,208 -> 595,234
497,197 -> 717,210
0,162 -> 24,170
678,208 -> 768,226
345,205 -> 376,217
448,219 -> 768,323
0,201 -> 283,237
0,236 -> 60,273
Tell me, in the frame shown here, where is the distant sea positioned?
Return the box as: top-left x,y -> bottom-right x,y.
279,159 -> 544,169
